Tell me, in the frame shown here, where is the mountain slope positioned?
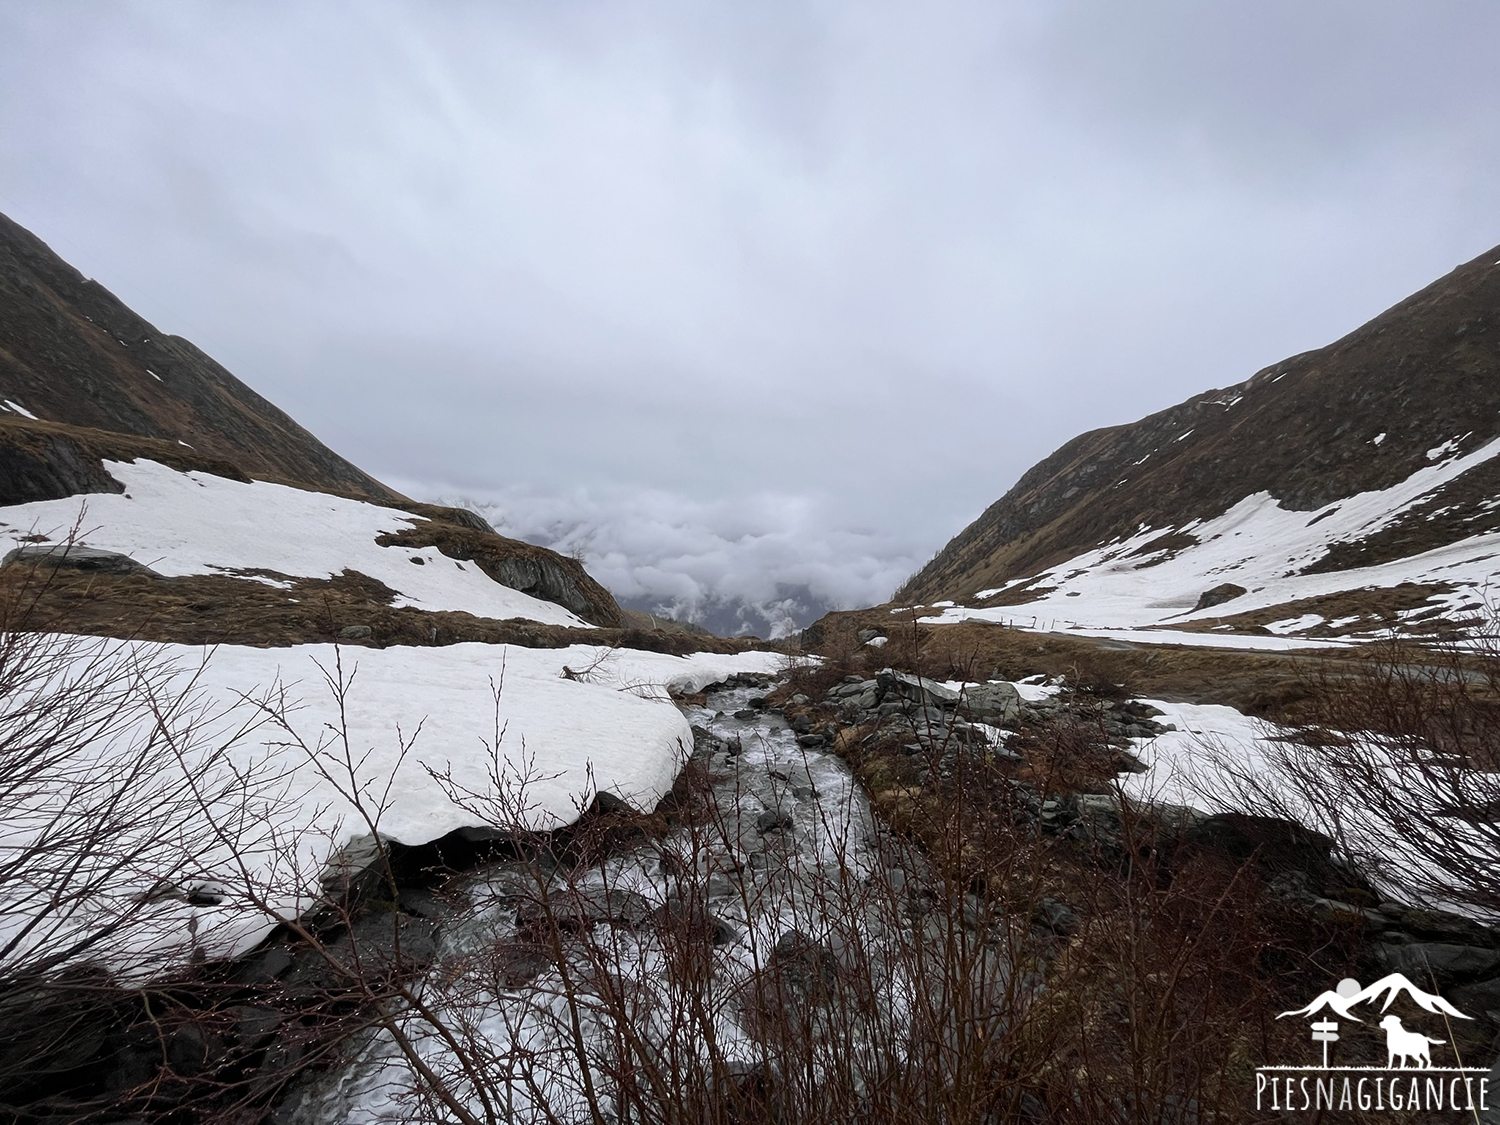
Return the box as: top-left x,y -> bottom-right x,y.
0,210 -> 628,632
900,243 -> 1500,643
0,211 -> 396,502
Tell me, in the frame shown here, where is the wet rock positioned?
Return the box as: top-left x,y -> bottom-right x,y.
706,874 -> 737,900
1377,904 -> 1500,948
328,913 -> 439,971
964,681 -> 1022,725
756,809 -> 794,835
1034,898 -> 1081,935
518,887 -> 655,933
2,544 -> 159,576
589,790 -> 634,817
1307,897 -> 1384,929
878,669 -> 962,709
1449,978 -> 1500,1019
657,896 -> 737,945
1375,942 -> 1500,982
896,704 -> 957,736
770,930 -> 839,996
232,1005 -> 285,1050
490,942 -> 553,988
231,946 -> 295,986
826,680 -> 867,700
315,834 -> 392,905
396,887 -> 447,919
255,1038 -> 311,1107
100,1025 -> 160,1096
962,894 -> 993,929
167,1023 -> 211,1077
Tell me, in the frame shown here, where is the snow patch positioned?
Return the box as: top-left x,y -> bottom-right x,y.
1264,614 -> 1324,635
0,640 -> 786,968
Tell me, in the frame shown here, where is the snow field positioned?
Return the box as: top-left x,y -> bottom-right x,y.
918,436 -> 1500,644
0,459 -> 588,626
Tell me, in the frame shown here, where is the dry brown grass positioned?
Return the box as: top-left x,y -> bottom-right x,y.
799,608 -> 1479,723
0,563 -> 764,655
1164,581 -> 1461,639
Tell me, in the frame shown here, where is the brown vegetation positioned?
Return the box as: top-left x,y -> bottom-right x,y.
0,559 -> 754,655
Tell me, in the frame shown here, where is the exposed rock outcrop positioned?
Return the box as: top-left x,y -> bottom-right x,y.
376,511 -> 624,628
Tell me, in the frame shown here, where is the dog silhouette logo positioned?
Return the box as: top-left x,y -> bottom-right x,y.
1378,1015 -> 1444,1069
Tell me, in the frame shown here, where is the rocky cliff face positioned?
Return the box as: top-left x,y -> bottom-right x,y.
901,242 -> 1500,607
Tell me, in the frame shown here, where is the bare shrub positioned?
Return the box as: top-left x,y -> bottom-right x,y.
1199,635 -> 1500,919
0,607 -> 1327,1123
0,552 -> 294,1115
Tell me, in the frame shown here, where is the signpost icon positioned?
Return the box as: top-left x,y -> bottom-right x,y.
1311,1019 -> 1339,1068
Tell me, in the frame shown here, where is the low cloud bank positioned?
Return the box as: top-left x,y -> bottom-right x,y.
398,480 -> 922,638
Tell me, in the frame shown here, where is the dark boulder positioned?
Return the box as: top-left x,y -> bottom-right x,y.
2,543 -> 158,576
770,930 -> 839,997
1194,583 -> 1248,611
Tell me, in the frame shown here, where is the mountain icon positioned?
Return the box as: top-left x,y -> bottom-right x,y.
1279,973 -> 1471,1023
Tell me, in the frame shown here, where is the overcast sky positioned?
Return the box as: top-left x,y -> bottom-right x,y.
4,2 -> 1500,630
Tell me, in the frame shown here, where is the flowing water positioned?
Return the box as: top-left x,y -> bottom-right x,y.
297,679 -> 916,1123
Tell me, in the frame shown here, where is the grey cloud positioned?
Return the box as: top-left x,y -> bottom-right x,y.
392,477 -> 921,637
